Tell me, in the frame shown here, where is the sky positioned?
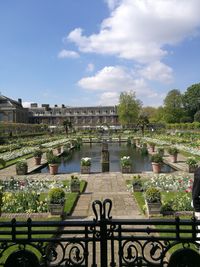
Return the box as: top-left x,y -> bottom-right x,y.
1,0 -> 200,108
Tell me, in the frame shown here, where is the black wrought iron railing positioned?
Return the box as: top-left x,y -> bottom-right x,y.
0,199 -> 200,266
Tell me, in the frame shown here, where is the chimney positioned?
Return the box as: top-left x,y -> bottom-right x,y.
62,104 -> 65,108
31,103 -> 38,108
18,98 -> 22,104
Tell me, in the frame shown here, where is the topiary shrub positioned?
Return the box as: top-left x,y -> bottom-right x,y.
145,187 -> 161,203
48,188 -> 65,204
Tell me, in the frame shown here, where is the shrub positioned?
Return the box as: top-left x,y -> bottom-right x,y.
33,149 -> 43,157
120,156 -> 131,166
81,157 -> 91,166
157,147 -> 164,155
71,175 -> 80,185
167,147 -> 179,155
48,188 -> 65,204
132,175 -> 142,186
186,157 -> 198,167
16,160 -> 28,171
151,153 -> 163,163
47,155 -> 61,164
145,187 -> 161,203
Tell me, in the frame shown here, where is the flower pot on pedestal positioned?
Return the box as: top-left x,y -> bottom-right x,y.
145,187 -> 161,217
151,154 -> 163,174
70,176 -> 80,192
188,165 -> 198,173
33,149 -> 43,165
121,165 -> 132,173
145,200 -> 161,216
168,148 -> 179,163
49,203 -> 65,215
151,162 -> 161,173
34,157 -> 42,165
48,188 -> 65,215
80,157 -> 91,174
169,154 -> 178,163
81,166 -> 90,174
49,164 -> 58,175
16,160 -> 28,175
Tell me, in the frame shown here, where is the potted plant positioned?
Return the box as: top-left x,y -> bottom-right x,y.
121,156 -> 132,173
145,187 -> 161,216
186,157 -> 198,173
47,154 -> 61,175
48,187 -> 65,215
70,175 -> 80,192
167,147 -> 179,163
148,141 -> 156,153
16,160 -> 28,175
80,157 -> 91,174
157,147 -> 164,157
151,153 -> 163,173
56,146 -> 62,154
33,149 -> 43,165
132,175 -> 142,192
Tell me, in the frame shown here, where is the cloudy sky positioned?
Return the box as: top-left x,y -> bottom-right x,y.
1,0 -> 200,107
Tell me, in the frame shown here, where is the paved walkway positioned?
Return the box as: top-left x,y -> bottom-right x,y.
0,150 -> 192,220
72,172 -> 143,219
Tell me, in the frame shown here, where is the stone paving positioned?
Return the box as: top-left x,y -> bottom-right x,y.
0,149 -> 192,220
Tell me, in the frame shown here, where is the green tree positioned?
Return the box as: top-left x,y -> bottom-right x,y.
183,83 -> 200,121
142,107 -> 158,122
117,91 -> 142,127
137,113 -> 149,135
151,106 -> 166,122
163,89 -> 184,123
63,120 -> 72,136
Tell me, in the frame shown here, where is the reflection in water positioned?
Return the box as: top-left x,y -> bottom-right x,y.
39,143 -> 174,174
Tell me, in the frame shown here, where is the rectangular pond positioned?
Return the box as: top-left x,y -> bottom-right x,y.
38,143 -> 175,174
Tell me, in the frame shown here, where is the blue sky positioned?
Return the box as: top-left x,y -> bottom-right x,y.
1,0 -> 200,108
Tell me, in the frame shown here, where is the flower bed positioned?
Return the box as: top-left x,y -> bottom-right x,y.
0,177 -> 86,215
128,173 -> 194,215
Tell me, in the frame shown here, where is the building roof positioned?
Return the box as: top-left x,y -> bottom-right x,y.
0,95 -> 23,109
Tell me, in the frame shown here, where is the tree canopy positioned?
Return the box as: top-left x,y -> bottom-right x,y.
163,89 -> 184,123
183,83 -> 200,121
117,91 -> 142,127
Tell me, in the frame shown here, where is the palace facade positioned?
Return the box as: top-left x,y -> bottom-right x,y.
0,95 -> 119,128
0,95 -> 28,123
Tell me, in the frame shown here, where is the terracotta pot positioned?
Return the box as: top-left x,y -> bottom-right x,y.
152,162 -> 161,173
170,154 -> 177,163
49,164 -> 58,175
34,157 -> 41,165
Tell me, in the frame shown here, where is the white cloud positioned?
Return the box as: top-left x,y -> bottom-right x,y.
78,65 -> 153,96
22,101 -> 32,108
98,91 -> 119,105
58,49 -> 80,59
86,63 -> 95,72
67,0 -> 200,63
139,61 -> 173,83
